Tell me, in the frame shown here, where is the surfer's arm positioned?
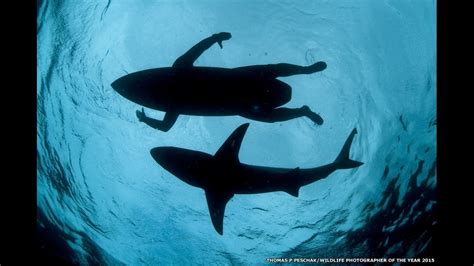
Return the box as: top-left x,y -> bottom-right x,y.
173,32 -> 231,67
136,108 -> 178,132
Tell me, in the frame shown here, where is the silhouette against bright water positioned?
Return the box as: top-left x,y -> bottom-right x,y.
150,123 -> 363,234
111,32 -> 326,132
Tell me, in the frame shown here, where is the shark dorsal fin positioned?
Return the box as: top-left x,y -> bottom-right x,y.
214,123 -> 250,163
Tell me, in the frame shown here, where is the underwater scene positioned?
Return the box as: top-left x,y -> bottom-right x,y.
37,0 -> 436,264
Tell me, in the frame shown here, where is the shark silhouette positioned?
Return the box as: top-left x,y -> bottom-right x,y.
111,32 -> 327,132
150,123 -> 363,234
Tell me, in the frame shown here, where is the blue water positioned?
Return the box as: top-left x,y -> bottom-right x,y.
37,0 -> 436,264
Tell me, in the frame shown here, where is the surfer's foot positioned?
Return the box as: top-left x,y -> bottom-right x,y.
301,105 -> 324,125
307,61 -> 327,73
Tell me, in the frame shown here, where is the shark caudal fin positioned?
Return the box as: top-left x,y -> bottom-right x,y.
333,128 -> 364,169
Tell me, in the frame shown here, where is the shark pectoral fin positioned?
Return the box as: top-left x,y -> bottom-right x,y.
281,167 -> 301,197
205,190 -> 234,235
214,123 -> 250,163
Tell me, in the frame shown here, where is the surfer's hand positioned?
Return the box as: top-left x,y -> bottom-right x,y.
136,108 -> 146,122
217,32 -> 232,40
214,32 -> 232,48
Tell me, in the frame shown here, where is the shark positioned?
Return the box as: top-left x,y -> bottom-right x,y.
150,123 -> 363,234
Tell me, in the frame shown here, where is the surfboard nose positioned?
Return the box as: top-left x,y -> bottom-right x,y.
111,77 -> 126,95
110,73 -> 158,108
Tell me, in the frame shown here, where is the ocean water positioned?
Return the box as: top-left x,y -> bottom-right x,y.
37,0 -> 436,264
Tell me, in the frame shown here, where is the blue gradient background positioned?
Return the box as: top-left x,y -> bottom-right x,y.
37,0 -> 436,264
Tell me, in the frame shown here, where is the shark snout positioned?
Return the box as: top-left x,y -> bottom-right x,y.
150,147 -> 168,165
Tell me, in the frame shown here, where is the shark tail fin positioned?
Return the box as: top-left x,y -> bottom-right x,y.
333,128 -> 363,169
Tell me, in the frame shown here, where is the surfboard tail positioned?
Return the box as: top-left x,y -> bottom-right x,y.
333,128 -> 363,169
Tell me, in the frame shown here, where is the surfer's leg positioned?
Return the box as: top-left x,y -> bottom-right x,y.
235,62 -> 326,78
300,105 -> 324,125
137,109 -> 179,132
241,105 -> 323,125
